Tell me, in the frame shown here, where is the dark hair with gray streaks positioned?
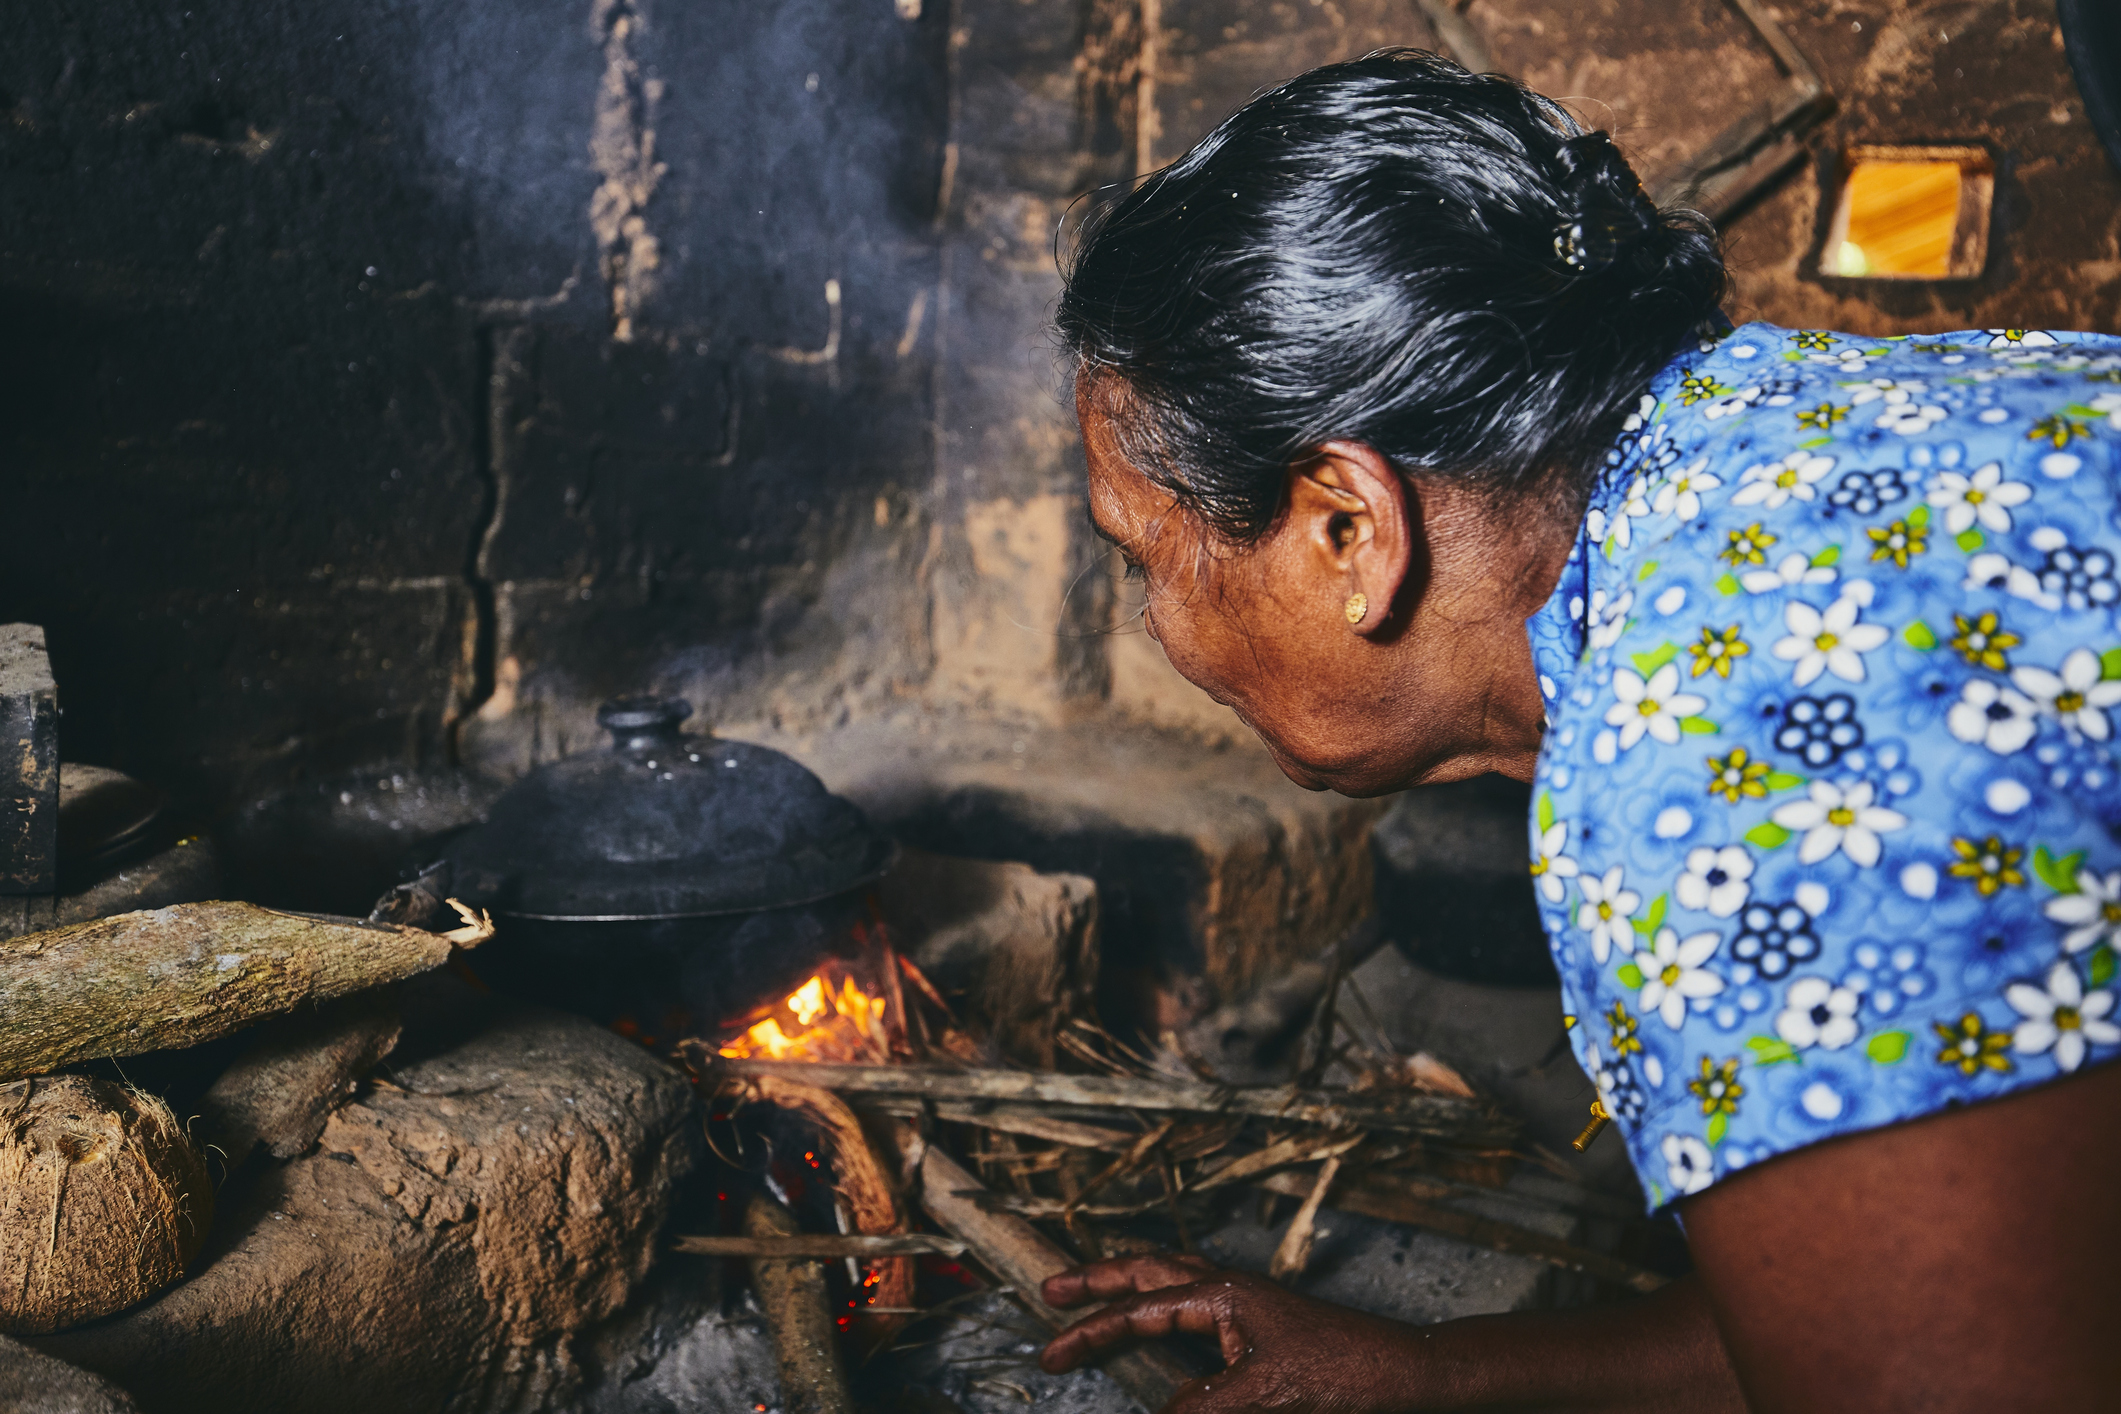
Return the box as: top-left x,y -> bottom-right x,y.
1056,48 -> 1725,539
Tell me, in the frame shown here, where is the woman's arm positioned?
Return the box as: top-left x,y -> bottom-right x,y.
1680,1054 -> 2121,1410
1040,1060 -> 2121,1412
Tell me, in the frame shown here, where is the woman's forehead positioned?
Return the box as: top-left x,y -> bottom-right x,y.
1084,427 -> 1182,548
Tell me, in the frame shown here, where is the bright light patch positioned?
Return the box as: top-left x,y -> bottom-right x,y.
1819,147 -> 1991,281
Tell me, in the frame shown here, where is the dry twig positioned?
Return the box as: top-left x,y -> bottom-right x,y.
1267,1152 -> 1344,1281
1253,1168 -> 1667,1293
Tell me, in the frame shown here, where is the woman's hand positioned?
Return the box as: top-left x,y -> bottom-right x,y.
1041,1254 -> 1746,1414
1039,1253 -> 1429,1413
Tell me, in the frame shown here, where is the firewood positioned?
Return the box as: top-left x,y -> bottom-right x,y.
716,1058 -> 1512,1143
0,1075 -> 213,1334
720,1072 -> 916,1335
888,1120 -> 1198,1411
673,1234 -> 965,1258
0,900 -> 492,1082
1252,1168 -> 1668,1293
743,1192 -> 854,1414
198,989 -> 402,1162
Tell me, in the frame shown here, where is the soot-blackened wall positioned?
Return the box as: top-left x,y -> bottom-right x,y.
2,0 -> 949,802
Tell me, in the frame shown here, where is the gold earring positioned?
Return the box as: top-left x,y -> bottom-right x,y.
1344,592 -> 1368,625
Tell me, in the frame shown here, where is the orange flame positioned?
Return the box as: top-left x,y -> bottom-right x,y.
719,969 -> 889,1062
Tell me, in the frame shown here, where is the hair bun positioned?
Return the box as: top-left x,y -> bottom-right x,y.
1551,131 -> 1659,275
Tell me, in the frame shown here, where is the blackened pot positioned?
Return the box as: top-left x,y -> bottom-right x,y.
403,696 -> 895,1029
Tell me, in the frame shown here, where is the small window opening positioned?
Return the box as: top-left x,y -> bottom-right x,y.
1819,145 -> 1993,280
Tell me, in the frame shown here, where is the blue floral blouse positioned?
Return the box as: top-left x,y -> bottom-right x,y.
1529,322 -> 2121,1210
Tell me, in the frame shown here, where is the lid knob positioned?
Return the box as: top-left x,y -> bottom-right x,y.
597,696 -> 693,753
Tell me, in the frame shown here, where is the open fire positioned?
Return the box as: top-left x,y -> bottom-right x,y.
702,915 -> 968,1067
718,971 -> 891,1062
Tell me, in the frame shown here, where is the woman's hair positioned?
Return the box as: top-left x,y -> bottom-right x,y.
1055,48 -> 1726,540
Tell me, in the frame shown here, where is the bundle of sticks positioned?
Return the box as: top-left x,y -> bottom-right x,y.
668,940 -> 1665,1412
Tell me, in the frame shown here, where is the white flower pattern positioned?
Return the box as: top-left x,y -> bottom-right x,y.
1946,679 -> 2040,754
1530,821 -> 1579,905
1964,551 -> 2059,609
2044,869 -> 2121,954
1676,845 -> 1753,917
1926,462 -> 2030,535
1662,1134 -> 1715,1196
1607,474 -> 1653,550
1586,589 -> 1635,652
1848,377 -> 1949,435
2006,961 -> 2119,1072
1576,866 -> 1640,965
1604,665 -> 1707,749
1652,458 -> 1722,520
1769,781 -> 1908,867
1731,452 -> 1833,510
1739,551 -> 1837,596
1637,927 -> 1725,1029
1771,596 -> 1888,687
1774,977 -> 1861,1050
2010,649 -> 2121,741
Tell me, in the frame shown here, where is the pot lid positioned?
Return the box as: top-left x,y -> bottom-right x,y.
438,697 -> 895,920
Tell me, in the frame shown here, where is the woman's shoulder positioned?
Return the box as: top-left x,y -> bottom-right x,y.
1598,320 -> 2121,573
1659,321 -> 2121,462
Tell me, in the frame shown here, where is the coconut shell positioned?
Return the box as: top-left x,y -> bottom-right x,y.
0,1075 -> 213,1335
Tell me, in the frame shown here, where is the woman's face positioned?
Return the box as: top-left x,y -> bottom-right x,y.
1079,386 -> 1561,793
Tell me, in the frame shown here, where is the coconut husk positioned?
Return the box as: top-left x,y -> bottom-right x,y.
0,1075 -> 213,1335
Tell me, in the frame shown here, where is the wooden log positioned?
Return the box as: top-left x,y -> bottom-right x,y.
198,989 -> 403,1163
744,1192 -> 854,1414
0,901 -> 492,1082
1252,1169 -> 1668,1294
889,1120 -> 1199,1410
717,1059 -> 1511,1143
674,1234 -> 965,1259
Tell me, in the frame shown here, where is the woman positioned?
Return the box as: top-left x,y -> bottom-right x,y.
1033,50 -> 2119,1412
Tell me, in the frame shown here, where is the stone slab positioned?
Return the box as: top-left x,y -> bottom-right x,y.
0,1336 -> 139,1414
30,995 -> 700,1414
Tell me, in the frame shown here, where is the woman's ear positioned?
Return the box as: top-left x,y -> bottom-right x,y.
1286,440 -> 1417,637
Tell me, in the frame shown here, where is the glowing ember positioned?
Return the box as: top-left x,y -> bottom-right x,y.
719,969 -> 890,1061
